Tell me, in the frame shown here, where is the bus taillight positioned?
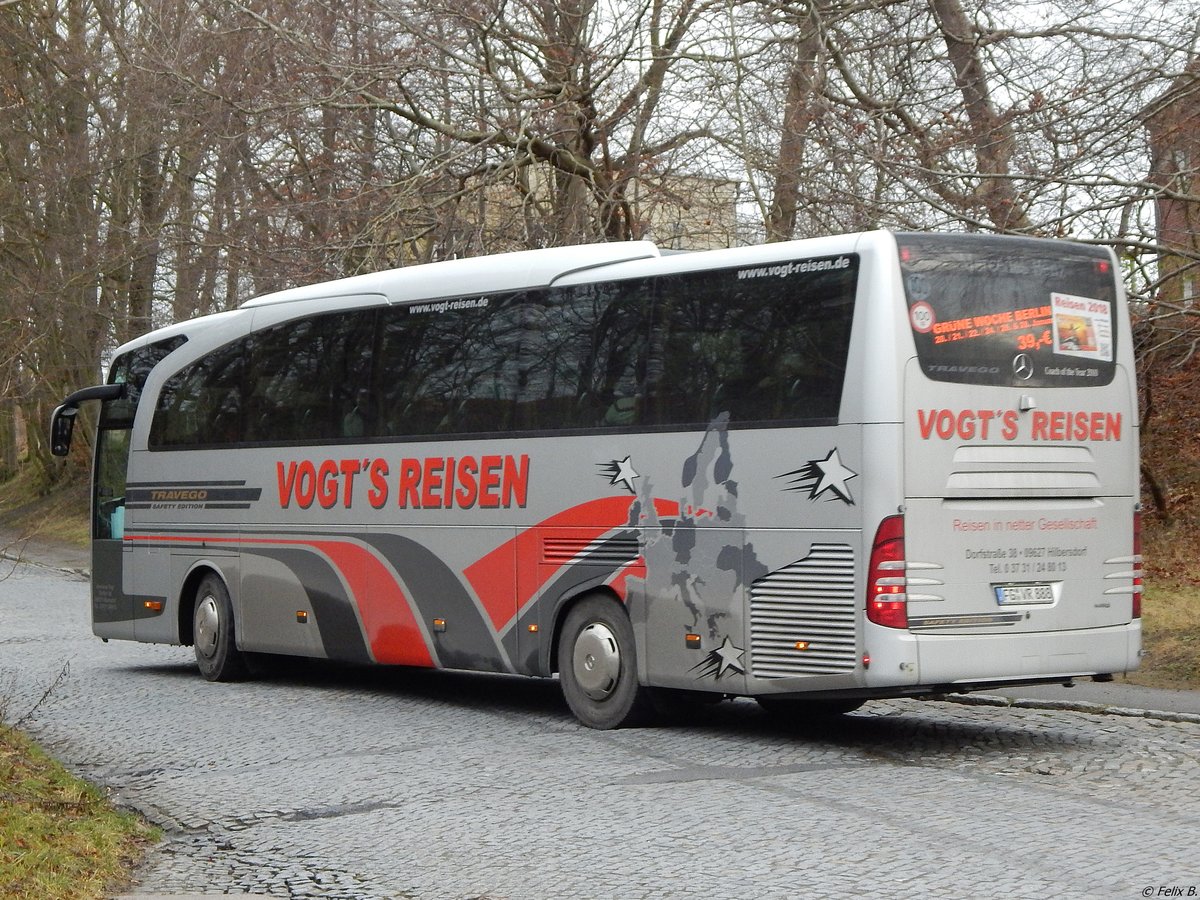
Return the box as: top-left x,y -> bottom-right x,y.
1132,511 -> 1143,619
867,514 -> 908,629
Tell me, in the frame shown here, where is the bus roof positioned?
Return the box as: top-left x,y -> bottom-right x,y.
110,231 -> 893,362
239,241 -> 663,309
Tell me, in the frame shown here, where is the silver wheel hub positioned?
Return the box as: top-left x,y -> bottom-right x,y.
195,595 -> 220,660
572,622 -> 621,700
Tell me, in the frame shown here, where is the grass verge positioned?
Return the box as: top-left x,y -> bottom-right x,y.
0,469 -> 89,549
1128,580 -> 1200,689
0,724 -> 158,899
2,473 -> 155,897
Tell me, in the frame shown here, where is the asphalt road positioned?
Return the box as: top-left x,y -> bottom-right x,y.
1,553 -> 1198,900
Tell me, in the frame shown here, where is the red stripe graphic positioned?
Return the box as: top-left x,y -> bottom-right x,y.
462,496 -> 680,631
124,533 -> 433,667
127,491 -> 682,660
299,540 -> 433,667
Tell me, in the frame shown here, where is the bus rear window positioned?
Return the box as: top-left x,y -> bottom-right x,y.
898,233 -> 1118,387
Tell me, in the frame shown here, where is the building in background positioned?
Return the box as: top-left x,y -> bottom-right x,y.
1144,58 -> 1200,310
632,173 -> 742,251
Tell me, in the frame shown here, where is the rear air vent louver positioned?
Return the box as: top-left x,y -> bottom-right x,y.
750,544 -> 857,678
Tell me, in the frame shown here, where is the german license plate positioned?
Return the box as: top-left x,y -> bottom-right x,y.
993,583 -> 1054,605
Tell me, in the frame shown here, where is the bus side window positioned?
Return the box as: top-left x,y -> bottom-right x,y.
376,295 -> 521,439
244,310 -> 375,443
645,280 -> 740,427
93,428 -> 130,539
517,281 -> 649,432
150,341 -> 244,448
643,261 -> 856,428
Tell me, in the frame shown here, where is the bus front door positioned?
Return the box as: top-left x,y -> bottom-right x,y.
91,425 -> 135,637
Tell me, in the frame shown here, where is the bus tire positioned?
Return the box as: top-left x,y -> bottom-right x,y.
193,573 -> 248,682
756,696 -> 865,718
557,595 -> 653,730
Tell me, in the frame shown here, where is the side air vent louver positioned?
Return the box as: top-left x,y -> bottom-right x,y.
542,536 -> 641,566
750,544 -> 857,678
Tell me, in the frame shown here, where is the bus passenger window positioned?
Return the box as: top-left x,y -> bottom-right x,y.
645,257 -> 856,428
150,341 -> 244,448
518,281 -> 650,432
377,295 -> 522,438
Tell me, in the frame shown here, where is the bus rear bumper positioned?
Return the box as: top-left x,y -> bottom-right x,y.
911,620 -> 1142,687
743,622 -> 1141,702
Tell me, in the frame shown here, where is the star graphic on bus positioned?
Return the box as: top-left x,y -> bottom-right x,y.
598,456 -> 640,494
776,448 -> 857,505
691,636 -> 746,680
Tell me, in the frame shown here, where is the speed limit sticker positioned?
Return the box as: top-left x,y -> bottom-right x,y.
910,301 -> 936,333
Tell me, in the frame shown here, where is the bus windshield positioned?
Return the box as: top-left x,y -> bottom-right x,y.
898,233 -> 1118,388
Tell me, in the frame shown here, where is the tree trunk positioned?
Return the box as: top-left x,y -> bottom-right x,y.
928,0 -> 1033,232
766,17 -> 823,242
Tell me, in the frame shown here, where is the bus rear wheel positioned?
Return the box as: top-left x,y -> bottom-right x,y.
193,573 -> 248,682
557,595 -> 653,730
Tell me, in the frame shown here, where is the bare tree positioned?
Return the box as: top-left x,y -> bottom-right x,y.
315,0 -> 732,247
763,6 -> 826,241
2,0 -> 1199,493
0,0 -> 109,477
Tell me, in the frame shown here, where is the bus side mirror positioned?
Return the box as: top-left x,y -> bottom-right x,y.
49,383 -> 127,457
50,405 -> 78,457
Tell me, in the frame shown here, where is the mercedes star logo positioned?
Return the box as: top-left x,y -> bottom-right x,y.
1013,353 -> 1034,380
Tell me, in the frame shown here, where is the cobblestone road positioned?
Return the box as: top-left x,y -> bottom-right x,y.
1,560 -> 1197,900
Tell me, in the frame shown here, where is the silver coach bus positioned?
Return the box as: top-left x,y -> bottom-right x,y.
52,231 -> 1142,728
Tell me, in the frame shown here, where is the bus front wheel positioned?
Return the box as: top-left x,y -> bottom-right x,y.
193,574 -> 248,682
557,595 -> 653,730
